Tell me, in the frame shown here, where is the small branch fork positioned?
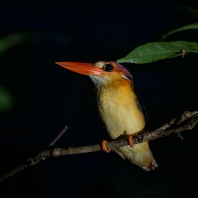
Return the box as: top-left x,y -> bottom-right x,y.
0,111 -> 198,182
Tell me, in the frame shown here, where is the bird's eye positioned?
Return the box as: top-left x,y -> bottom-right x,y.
103,64 -> 113,72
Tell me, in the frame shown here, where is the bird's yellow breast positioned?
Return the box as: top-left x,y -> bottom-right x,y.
97,79 -> 145,139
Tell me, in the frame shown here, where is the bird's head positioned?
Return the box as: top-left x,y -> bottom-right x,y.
56,61 -> 133,87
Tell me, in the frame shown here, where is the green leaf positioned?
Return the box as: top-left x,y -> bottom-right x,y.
0,33 -> 30,55
117,41 -> 198,64
0,86 -> 13,113
160,23 -> 198,41
177,5 -> 198,20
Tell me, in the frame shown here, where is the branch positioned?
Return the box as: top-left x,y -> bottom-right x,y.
0,111 -> 198,182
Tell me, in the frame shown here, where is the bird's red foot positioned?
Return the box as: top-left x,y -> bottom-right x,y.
102,140 -> 111,153
128,135 -> 135,148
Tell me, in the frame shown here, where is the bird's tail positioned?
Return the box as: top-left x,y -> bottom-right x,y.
113,141 -> 158,171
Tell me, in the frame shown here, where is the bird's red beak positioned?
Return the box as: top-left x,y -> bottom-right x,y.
56,62 -> 103,76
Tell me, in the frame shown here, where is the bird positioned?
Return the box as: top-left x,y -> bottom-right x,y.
56,61 -> 158,171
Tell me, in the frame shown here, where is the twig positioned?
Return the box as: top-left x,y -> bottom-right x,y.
49,125 -> 68,146
0,111 -> 198,183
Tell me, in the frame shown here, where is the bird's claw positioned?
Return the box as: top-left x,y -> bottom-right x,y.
128,135 -> 135,148
102,140 -> 111,153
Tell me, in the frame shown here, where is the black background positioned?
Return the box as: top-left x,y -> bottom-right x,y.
1,1 -> 198,197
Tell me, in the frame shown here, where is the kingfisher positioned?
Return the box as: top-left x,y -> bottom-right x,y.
56,61 -> 158,171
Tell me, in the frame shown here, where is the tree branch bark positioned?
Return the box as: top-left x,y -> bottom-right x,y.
0,111 -> 198,182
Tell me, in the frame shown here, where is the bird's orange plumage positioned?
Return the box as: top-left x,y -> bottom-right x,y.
97,78 -> 145,138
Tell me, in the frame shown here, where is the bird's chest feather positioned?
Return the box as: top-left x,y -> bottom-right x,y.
97,80 -> 145,139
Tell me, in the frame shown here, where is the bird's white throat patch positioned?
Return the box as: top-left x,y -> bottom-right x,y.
89,75 -> 109,87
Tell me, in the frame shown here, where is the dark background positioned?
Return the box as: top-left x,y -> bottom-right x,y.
1,1 -> 198,197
